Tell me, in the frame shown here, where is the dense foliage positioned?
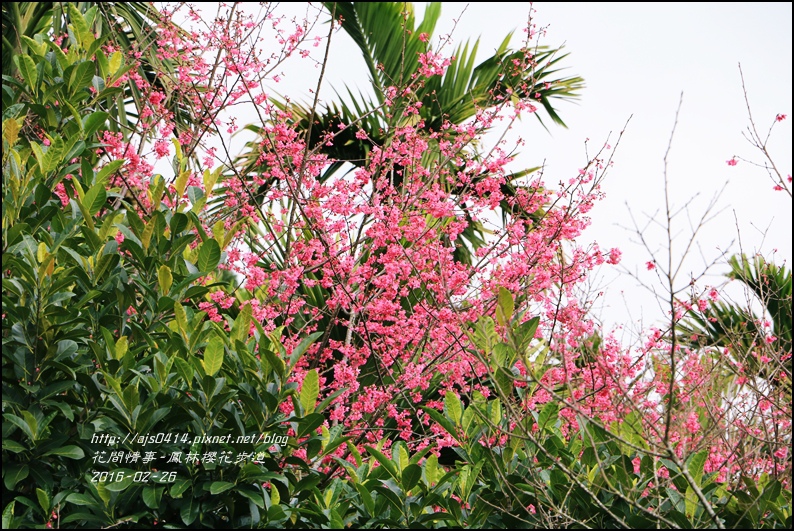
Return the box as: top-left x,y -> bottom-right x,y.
2,2 -> 791,528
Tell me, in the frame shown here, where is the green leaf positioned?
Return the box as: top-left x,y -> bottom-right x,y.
297,412 -> 324,438
687,448 -> 708,488
174,357 -> 193,388
197,239 -> 221,272
329,508 -> 344,529
354,483 -> 374,516
36,488 -> 50,513
288,331 -> 323,371
473,315 -> 498,353
158,265 -> 172,295
180,496 -> 199,526
15,54 -> 38,90
170,479 -> 190,498
2,500 -> 15,529
494,367 -> 514,397
209,481 -> 235,494
175,170 -> 190,198
108,51 -> 123,75
142,486 -> 163,509
170,213 -> 189,234
203,335 -> 224,376
364,446 -> 400,482
83,112 -> 108,138
300,369 -> 319,415
425,453 -> 438,485
538,402 -> 559,433
3,464 -> 28,490
232,303 -> 252,343
444,391 -> 463,425
260,347 -> 285,380
96,160 -> 124,185
4,413 -> 36,441
64,493 -> 96,506
43,445 -> 85,459
174,302 -> 188,337
67,4 -> 95,48
69,61 -> 95,93
492,342 -> 513,370
516,316 -> 540,349
81,182 -> 107,217
115,336 -> 128,360
2,440 -> 26,454
496,286 -> 514,326
20,35 -> 46,56
420,407 -> 459,441
346,441 -> 362,468
402,464 -> 422,491
42,136 -> 65,173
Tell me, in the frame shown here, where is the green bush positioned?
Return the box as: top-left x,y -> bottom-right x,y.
3,7 -> 790,529
1,20 -> 342,528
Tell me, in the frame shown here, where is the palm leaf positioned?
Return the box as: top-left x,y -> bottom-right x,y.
327,1 -> 441,101
679,254 -> 792,385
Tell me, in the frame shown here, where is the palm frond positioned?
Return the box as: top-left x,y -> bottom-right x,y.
679,254 -> 792,385
727,254 -> 792,353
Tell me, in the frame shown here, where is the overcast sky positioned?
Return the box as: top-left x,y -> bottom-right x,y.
233,2 -> 793,338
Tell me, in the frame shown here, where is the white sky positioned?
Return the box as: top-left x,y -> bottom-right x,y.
222,2 -> 793,338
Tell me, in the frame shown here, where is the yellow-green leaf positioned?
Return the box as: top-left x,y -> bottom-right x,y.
445,390 -> 463,425
202,335 -> 224,376
15,54 -> 37,90
96,160 -> 124,186
232,303 -> 252,343
172,138 -> 183,161
174,302 -> 187,337
67,4 -> 94,48
158,265 -> 172,295
496,286 -> 514,326
115,336 -> 128,360
109,51 -> 122,75
203,167 -> 221,198
222,219 -> 246,250
20,35 -> 46,56
95,481 -> 111,506
83,182 -> 107,217
3,118 -> 21,147
212,220 -> 225,249
175,170 -> 190,198
300,369 -> 319,415
425,453 -> 438,485
98,211 -> 124,241
37,242 -> 48,263
398,444 -> 409,473
149,175 -> 165,210
36,488 -> 49,513
141,217 -> 156,251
